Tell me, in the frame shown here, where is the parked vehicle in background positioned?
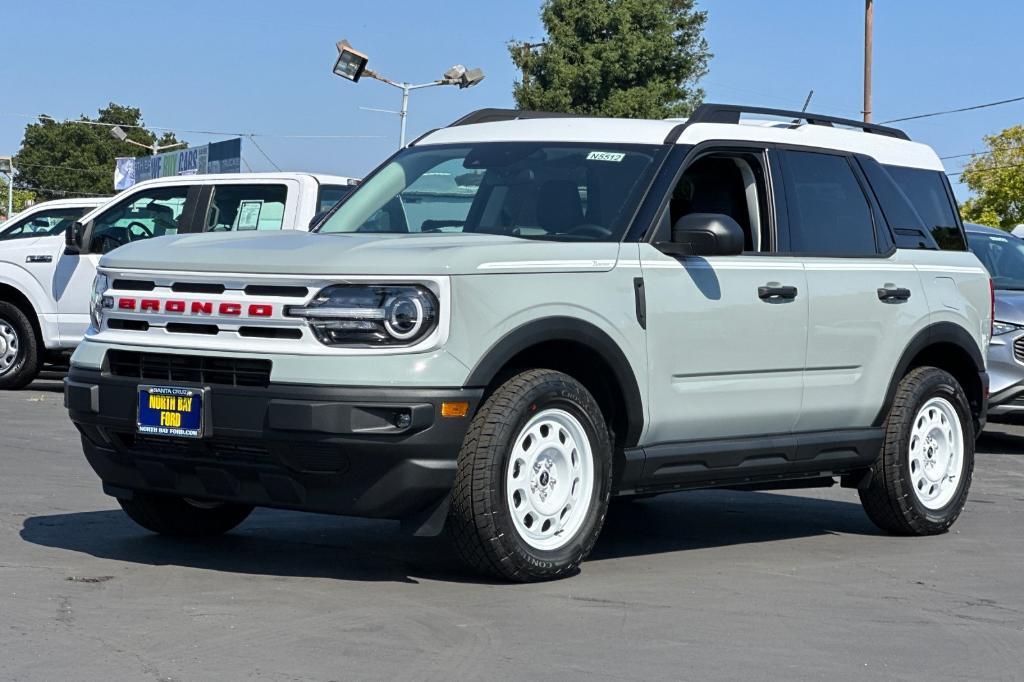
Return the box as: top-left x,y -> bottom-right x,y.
0,198 -> 105,242
966,222 -> 1024,422
0,172 -> 357,389
66,104 -> 990,582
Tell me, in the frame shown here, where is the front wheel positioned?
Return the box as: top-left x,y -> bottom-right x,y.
118,492 -> 253,537
0,301 -> 40,390
447,369 -> 613,582
860,367 -> 974,535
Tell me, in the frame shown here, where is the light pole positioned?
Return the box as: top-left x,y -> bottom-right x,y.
109,126 -> 187,156
332,40 -> 485,147
0,156 -> 13,223
863,0 -> 873,123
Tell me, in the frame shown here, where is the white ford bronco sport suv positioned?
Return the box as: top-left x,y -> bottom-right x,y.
65,105 -> 991,582
0,172 -> 356,389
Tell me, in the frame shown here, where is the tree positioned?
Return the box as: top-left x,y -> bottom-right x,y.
959,125 -> 1024,229
0,186 -> 36,221
509,0 -> 711,119
13,103 -> 184,201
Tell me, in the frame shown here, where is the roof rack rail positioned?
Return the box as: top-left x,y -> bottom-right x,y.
448,108 -> 588,127
687,103 -> 911,141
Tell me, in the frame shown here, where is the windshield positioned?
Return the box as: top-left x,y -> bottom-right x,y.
967,231 -> 1024,290
317,143 -> 663,241
0,206 -> 90,241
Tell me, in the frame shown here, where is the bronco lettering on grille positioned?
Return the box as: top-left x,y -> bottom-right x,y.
115,298 -> 274,317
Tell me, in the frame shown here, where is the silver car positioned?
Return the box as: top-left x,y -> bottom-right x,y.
966,223 -> 1024,422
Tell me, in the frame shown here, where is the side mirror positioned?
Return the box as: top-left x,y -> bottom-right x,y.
308,211 -> 328,230
64,221 -> 85,254
658,213 -> 745,257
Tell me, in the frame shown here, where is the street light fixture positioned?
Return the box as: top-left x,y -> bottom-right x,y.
109,125 -> 187,156
332,39 -> 485,147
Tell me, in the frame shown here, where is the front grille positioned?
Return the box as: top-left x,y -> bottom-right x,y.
119,433 -> 273,464
113,433 -> 348,473
106,350 -> 272,387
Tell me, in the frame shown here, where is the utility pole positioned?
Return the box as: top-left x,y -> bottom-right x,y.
0,157 -> 13,222
512,41 -> 547,89
863,0 -> 873,123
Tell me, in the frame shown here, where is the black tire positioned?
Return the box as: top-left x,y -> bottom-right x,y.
447,369 -> 613,582
0,301 -> 40,390
859,366 -> 975,535
118,492 -> 253,537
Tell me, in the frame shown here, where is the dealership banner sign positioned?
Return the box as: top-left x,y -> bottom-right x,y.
114,138 -> 242,190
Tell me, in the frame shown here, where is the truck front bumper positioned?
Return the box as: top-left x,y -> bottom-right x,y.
65,367 -> 481,523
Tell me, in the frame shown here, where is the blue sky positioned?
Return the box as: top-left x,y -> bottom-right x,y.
2,0 -> 1021,200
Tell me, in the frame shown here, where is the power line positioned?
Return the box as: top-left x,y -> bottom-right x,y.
13,183 -> 113,197
940,144 -> 1024,161
245,135 -> 282,171
882,95 -> 1024,124
947,161 -> 1024,178
0,111 -> 385,140
15,161 -> 109,175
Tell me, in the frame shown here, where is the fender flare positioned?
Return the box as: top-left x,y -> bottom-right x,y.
873,321 -> 985,427
464,316 -> 645,447
0,265 -> 51,319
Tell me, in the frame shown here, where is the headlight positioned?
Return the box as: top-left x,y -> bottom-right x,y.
287,284 -> 438,347
992,320 -> 1021,336
89,273 -> 112,331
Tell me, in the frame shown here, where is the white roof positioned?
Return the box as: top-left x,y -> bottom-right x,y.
124,172 -> 357,191
2,196 -> 106,224
418,115 -> 943,171
19,197 -> 107,210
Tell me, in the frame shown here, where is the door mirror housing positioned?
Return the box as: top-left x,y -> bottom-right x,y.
657,213 -> 745,257
64,221 -> 85,254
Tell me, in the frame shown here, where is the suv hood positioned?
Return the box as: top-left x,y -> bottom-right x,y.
98,231 -> 621,276
994,289 -> 1024,324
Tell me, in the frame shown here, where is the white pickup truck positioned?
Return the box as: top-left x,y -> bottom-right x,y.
0,172 -> 356,388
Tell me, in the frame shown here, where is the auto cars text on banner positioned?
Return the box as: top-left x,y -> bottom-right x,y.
114,138 -> 242,190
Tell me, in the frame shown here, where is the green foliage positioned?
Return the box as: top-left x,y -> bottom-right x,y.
959,125 -> 1024,230
13,103 -> 184,201
0,186 -> 36,221
509,0 -> 711,118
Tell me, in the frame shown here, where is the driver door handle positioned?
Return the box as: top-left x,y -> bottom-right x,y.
877,286 -> 911,302
758,284 -> 798,301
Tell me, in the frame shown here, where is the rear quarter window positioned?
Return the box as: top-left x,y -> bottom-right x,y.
883,165 -> 966,251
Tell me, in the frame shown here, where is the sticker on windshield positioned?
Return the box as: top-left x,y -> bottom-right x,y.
586,151 -> 626,162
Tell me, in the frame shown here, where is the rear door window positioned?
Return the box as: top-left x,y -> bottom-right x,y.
782,151 -> 878,255
0,207 -> 90,241
205,184 -> 288,231
883,165 -> 966,251
316,184 -> 355,214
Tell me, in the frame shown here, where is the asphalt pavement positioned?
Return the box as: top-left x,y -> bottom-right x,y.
2,372 -> 1023,681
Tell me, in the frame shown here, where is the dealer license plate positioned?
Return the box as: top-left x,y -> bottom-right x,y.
137,385 -> 205,439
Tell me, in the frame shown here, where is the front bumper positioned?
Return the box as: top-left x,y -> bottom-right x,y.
65,367 -> 481,521
986,332 -> 1024,421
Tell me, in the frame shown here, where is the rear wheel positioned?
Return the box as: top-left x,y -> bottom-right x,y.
447,369 -> 612,582
0,301 -> 40,390
118,492 -> 253,537
860,367 -> 974,535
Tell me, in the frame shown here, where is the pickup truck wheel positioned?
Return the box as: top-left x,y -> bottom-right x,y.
860,367 -> 974,535
447,369 -> 612,582
0,302 -> 40,390
118,492 -> 253,537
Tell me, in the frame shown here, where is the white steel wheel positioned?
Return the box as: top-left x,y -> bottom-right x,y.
0,319 -> 20,377
505,408 -> 595,551
908,396 -> 964,510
